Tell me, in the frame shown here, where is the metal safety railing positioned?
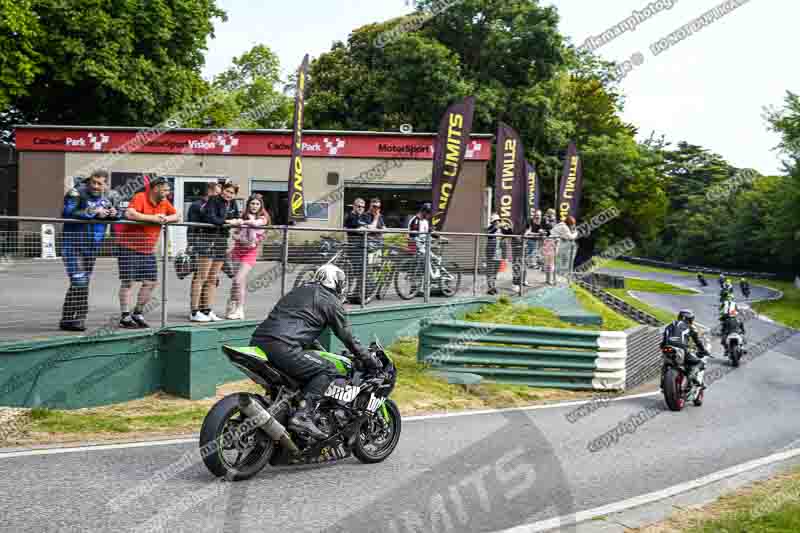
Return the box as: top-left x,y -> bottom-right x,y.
0,215 -> 577,343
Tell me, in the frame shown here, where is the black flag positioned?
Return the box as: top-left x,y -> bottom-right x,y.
524,160 -> 539,227
288,54 -> 309,221
557,141 -> 583,222
494,122 -> 527,234
431,96 -> 476,231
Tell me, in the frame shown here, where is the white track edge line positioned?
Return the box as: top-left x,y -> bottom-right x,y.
492,446 -> 800,533
0,392 -> 661,458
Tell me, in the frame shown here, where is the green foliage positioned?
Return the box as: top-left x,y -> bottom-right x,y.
2,0 -> 227,140
204,44 -> 293,129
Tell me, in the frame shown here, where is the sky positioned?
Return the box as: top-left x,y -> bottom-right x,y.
201,0 -> 798,176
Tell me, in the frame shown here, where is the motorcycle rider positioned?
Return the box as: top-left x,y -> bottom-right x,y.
719,298 -> 746,351
660,309 -> 711,389
249,264 -> 381,440
720,280 -> 734,303
739,277 -> 751,298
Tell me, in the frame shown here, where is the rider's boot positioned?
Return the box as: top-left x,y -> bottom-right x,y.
289,394 -> 329,441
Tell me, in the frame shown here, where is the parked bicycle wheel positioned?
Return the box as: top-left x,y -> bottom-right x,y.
438,261 -> 462,297
292,265 -> 319,289
395,257 -> 423,300
376,266 -> 395,300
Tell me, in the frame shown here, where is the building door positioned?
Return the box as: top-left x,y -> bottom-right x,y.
170,177 -> 222,254
344,185 -> 432,228
250,179 -> 288,226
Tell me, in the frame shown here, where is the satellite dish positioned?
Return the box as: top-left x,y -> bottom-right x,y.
400,124 -> 413,134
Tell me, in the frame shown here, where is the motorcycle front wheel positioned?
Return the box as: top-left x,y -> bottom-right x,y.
353,399 -> 402,464
663,368 -> 686,411
199,393 -> 276,481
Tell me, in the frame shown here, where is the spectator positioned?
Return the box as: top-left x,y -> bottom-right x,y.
405,202 -> 433,297
485,213 -> 512,295
226,195 -> 269,319
542,208 -> 557,234
406,202 -> 432,255
115,177 -> 179,328
526,209 -> 546,270
59,169 -> 121,331
365,197 -> 386,252
344,197 -> 370,303
364,197 -> 386,297
510,218 -> 527,292
550,215 -> 579,281
193,181 -> 243,322
187,182 -> 221,316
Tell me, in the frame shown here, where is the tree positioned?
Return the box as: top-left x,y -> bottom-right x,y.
190,44 -> 293,129
1,0 -> 227,142
304,0 -> 670,261
0,0 -> 41,113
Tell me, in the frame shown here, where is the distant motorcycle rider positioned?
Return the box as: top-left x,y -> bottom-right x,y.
739,278 -> 751,298
718,299 -> 746,351
660,309 -> 710,388
720,280 -> 734,303
59,170 -> 121,331
249,264 -> 381,440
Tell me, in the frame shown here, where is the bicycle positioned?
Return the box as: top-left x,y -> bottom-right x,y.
394,236 -> 462,299
365,245 -> 405,304
292,237 -> 354,295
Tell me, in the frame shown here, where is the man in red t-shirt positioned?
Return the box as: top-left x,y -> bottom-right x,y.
115,177 -> 178,328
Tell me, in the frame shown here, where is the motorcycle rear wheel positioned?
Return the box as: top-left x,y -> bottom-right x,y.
663,368 -> 686,412
199,393 -> 275,481
353,399 -> 402,464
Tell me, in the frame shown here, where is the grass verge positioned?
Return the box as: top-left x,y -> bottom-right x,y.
606,289 -> 675,325
749,279 -> 800,330
620,278 -> 696,295
573,285 -> 639,331
632,466 -> 800,532
603,259 -> 697,278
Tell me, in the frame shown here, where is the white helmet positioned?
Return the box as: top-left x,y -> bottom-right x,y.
314,264 -> 347,301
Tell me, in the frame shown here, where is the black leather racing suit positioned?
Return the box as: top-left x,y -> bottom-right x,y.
660,320 -> 710,384
250,283 -> 371,399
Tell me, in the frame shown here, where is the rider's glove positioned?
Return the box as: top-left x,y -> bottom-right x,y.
360,352 -> 382,373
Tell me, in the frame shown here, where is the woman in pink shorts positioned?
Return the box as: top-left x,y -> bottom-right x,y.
226,195 -> 269,319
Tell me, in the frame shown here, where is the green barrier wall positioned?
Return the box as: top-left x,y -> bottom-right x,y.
0,330 -> 162,409
417,319 -> 628,390
0,297 -> 494,409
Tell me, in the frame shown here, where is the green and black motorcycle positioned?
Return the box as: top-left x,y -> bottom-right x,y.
199,338 -> 401,480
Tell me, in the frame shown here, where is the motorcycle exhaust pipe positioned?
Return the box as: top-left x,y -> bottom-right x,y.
238,394 -> 300,456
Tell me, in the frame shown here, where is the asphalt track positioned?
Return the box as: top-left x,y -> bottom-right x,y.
0,269 -> 798,532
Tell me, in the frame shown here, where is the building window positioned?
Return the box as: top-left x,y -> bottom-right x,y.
306,202 -> 329,220
327,172 -> 340,186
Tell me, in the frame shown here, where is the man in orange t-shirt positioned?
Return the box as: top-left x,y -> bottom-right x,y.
115,177 -> 178,328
